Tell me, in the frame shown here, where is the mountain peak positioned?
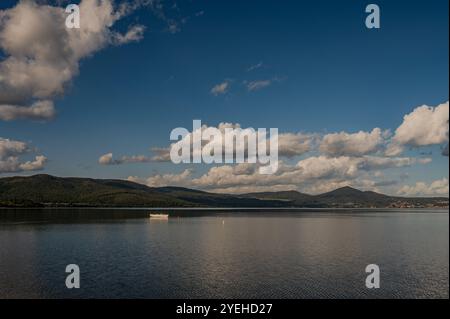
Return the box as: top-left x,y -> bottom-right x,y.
323,186 -> 363,195
339,186 -> 361,191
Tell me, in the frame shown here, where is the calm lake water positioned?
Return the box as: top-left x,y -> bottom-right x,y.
0,209 -> 448,299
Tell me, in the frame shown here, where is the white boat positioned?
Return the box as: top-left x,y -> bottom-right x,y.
149,213 -> 169,219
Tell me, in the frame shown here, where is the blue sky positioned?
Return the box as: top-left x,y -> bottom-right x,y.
0,0 -> 448,195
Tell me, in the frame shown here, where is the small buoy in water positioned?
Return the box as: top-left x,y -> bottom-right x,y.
222,220 -> 225,225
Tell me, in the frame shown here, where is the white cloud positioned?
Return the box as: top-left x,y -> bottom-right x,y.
397,178 -> 449,197
384,143 -> 405,157
278,133 -> 315,157
127,155 -> 430,194
98,153 -> 114,165
112,25 -> 145,45
210,81 -> 230,96
128,169 -> 194,187
0,138 -> 28,158
148,122 -> 313,162
246,79 -> 272,92
130,121 -> 417,165
387,102 -> 449,155
320,128 -> 387,157
98,153 -> 153,165
17,155 -> 47,171
0,0 -> 145,121
295,155 -> 427,180
149,147 -> 172,162
0,137 -> 47,174
0,100 -> 55,121
102,101 -> 445,195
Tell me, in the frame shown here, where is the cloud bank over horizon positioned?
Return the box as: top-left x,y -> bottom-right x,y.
101,101 -> 449,196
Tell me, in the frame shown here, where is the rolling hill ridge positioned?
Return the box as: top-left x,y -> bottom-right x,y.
0,174 -> 448,208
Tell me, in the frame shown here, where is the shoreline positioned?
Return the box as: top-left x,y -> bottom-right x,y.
1,206 -> 448,211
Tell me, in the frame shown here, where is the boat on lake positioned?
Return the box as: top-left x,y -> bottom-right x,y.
149,213 -> 169,219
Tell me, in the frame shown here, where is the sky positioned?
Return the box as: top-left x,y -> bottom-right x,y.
0,0 -> 449,196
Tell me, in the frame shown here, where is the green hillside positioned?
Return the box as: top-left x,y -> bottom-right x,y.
0,175 -> 448,208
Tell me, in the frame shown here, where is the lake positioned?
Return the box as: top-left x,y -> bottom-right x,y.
0,208 -> 448,299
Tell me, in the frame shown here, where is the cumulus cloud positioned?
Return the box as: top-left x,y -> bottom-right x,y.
149,147 -> 172,162
397,178 -> 449,197
0,138 -> 28,158
16,155 -> 47,171
278,133 -> 315,157
100,122 -> 285,170
157,122 -> 312,162
386,102 -> 449,156
0,0 -> 145,121
210,81 -> 230,96
127,155 -> 430,194
98,153 -> 153,165
98,153 -> 115,165
0,100 -> 55,121
117,119 -> 427,166
320,128 -> 387,157
0,137 -> 47,174
102,102 -> 446,195
295,155 -> 429,181
128,169 -> 194,188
